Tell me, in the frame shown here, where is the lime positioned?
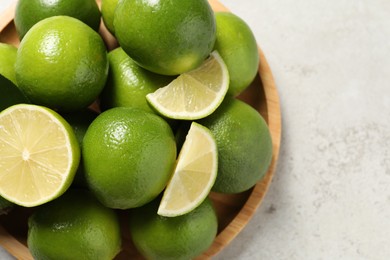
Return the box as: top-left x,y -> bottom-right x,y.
114,0 -> 216,75
61,109 -> 98,187
0,43 -> 17,84
146,51 -> 229,120
0,104 -> 80,207
83,107 -> 176,209
100,47 -> 173,113
130,197 -> 217,260
198,98 -> 273,193
158,122 -> 217,217
0,74 -> 29,112
28,189 -> 121,260
15,16 -> 108,112
101,0 -> 119,35
14,0 -> 101,39
214,12 -> 260,96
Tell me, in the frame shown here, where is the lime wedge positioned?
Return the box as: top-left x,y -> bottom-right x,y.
146,51 -> 229,120
158,122 -> 217,217
0,104 -> 80,207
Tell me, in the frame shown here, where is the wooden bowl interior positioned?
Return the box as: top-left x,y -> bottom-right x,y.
0,0 -> 281,259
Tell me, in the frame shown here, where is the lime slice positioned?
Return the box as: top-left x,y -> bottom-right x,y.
158,122 -> 217,217
0,104 -> 80,207
146,51 -> 229,120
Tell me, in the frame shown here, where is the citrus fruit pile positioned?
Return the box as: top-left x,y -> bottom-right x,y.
0,0 -> 273,258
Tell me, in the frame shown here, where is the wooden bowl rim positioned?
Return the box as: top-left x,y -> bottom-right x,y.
0,0 -> 282,259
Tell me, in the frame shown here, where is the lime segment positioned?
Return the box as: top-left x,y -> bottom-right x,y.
158,122 -> 217,217
146,51 -> 229,120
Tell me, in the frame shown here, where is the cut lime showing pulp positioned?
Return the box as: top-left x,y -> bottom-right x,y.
146,51 -> 229,120
0,104 -> 80,207
158,122 -> 217,217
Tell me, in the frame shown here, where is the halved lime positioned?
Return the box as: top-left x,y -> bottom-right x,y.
0,104 -> 80,207
146,51 -> 229,120
158,122 -> 217,217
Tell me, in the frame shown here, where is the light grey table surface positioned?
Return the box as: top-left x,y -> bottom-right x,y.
1,0 -> 390,259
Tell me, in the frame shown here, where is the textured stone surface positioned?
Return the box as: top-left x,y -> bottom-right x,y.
1,0 -> 390,259
215,1 -> 390,259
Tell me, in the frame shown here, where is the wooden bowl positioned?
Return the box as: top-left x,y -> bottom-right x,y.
0,0 -> 281,259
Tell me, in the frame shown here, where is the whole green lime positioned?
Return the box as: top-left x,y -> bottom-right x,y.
100,47 -> 173,113
0,43 -> 17,84
83,107 -> 176,209
27,189 -> 121,260
61,109 -> 98,187
15,16 -> 108,112
101,0 -> 119,35
0,74 -> 29,112
198,98 -> 273,193
214,12 -> 259,96
14,0 -> 101,39
114,0 -> 216,75
130,197 -> 217,260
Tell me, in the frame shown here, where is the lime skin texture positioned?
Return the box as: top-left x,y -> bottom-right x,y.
130,197 -> 218,260
114,0 -> 216,75
27,189 -> 122,260
0,43 -> 18,84
100,47 -> 174,113
214,12 -> 260,96
198,98 -> 273,193
14,0 -> 101,39
82,107 -> 177,209
15,16 -> 108,112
